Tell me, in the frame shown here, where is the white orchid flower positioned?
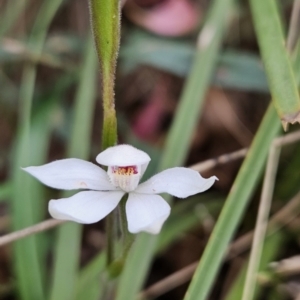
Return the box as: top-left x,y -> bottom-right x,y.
23,145 -> 217,234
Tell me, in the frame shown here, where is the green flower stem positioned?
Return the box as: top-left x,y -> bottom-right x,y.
107,195 -> 134,278
102,73 -> 118,150
105,213 -> 115,266
119,195 -> 134,258
89,0 -> 120,150
119,195 -> 129,242
89,0 -> 121,266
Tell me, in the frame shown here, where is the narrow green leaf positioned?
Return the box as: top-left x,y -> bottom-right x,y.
225,232 -> 284,300
119,29 -> 194,77
12,91 -> 57,300
75,254 -> 106,300
215,51 -> 269,93
292,40 -> 300,86
11,1 -> 64,299
0,0 -> 27,37
120,29 -> 269,92
250,0 -> 300,129
159,0 -> 235,170
10,72 -> 73,300
183,104 -> 281,300
49,36 -> 98,300
276,141 -> 300,199
0,181 -> 12,201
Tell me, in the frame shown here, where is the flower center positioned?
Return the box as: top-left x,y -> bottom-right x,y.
111,166 -> 138,175
108,165 -> 141,192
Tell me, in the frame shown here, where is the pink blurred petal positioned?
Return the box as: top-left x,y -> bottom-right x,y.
124,0 -> 201,36
132,80 -> 167,140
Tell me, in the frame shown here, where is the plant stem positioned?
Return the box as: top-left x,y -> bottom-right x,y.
119,195 -> 134,259
119,195 -> 129,242
89,0 -> 121,266
106,195 -> 134,278
89,0 -> 120,150
105,213 -> 115,266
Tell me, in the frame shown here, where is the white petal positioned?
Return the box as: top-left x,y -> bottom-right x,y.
96,144 -> 151,167
23,158 -> 116,191
126,193 -> 170,234
135,167 -> 218,198
49,191 -> 124,223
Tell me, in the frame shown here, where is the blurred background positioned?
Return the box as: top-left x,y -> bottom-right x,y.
0,0 -> 300,299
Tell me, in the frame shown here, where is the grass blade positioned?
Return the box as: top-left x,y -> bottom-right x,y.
159,0 -> 235,170
225,232 -> 284,300
0,181 -> 12,201
12,92 -> 55,300
0,0 -> 27,37
75,254 -> 106,300
183,104 -> 281,300
250,0 -> 300,129
120,30 -> 268,93
11,1 -> 65,299
49,36 -> 98,300
241,141 -> 281,300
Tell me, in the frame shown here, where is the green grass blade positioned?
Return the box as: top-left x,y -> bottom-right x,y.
117,233 -> 158,300
250,0 -> 300,130
75,254 -> 106,300
0,0 -> 27,37
10,70 -> 72,300
293,41 -> 300,85
11,1 -> 65,299
215,51 -> 269,93
120,29 -> 268,93
116,0 -> 235,298
16,75 -> 75,290
0,181 -> 12,201
183,104 -> 281,300
12,92 -> 58,300
224,232 -> 284,300
49,36 -> 98,300
159,0 -> 235,170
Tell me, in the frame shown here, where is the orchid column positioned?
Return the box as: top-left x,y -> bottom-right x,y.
89,0 -> 120,265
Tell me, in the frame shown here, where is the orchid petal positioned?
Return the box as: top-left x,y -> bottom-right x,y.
23,158 -> 116,191
96,144 -> 150,167
126,193 -> 170,234
135,167 -> 218,198
49,191 -> 124,223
